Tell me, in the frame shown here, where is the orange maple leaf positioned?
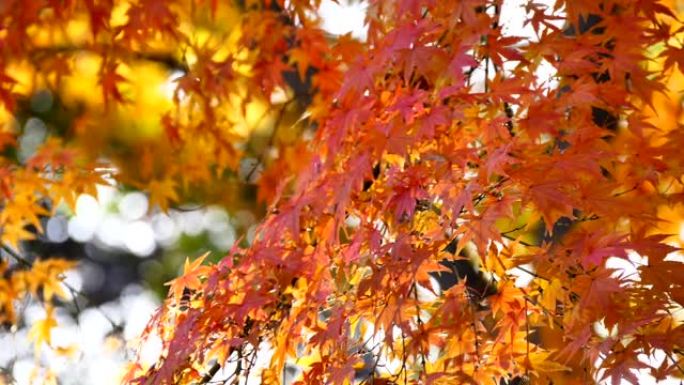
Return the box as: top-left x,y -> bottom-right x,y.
165,252 -> 212,303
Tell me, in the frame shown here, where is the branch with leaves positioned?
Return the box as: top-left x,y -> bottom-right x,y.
1,1 -> 684,385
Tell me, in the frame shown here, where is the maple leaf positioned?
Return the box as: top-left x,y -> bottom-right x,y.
84,0 -> 111,37
165,252 -> 211,303
99,60 -> 127,107
528,351 -> 571,374
289,48 -> 312,81
557,326 -> 592,362
483,31 -> 527,69
447,46 -> 478,85
26,259 -> 77,302
635,0 -> 677,20
526,181 -> 574,233
524,2 -> 563,34
490,281 -> 524,317
484,143 -> 515,180
663,45 -> 684,72
1,1 -> 683,384
29,307 -> 57,349
600,348 -> 650,385
1,221 -> 36,250
418,105 -> 449,139
575,269 -> 624,321
328,358 -> 357,385
574,232 -> 629,268
336,60 -> 377,101
147,178 -> 179,212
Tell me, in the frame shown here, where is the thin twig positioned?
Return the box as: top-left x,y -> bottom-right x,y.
666,351 -> 684,378
412,283 -> 427,376
244,98 -> 296,182
525,298 -> 530,378
1,244 -> 32,267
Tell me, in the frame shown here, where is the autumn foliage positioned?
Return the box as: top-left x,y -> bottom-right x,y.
2,0 -> 684,384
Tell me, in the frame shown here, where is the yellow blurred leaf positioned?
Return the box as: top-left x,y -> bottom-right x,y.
28,259 -> 77,301
529,351 -> 571,374
148,177 -> 179,212
28,308 -> 57,349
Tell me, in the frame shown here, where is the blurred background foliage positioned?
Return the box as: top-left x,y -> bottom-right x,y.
0,0 -> 365,383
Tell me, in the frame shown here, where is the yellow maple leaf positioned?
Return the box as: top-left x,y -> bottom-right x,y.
528,351 -> 571,375
28,307 -> 57,349
28,259 -> 77,301
0,276 -> 17,324
148,177 -> 179,212
283,276 -> 308,307
1,221 -> 36,250
540,278 -> 564,328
